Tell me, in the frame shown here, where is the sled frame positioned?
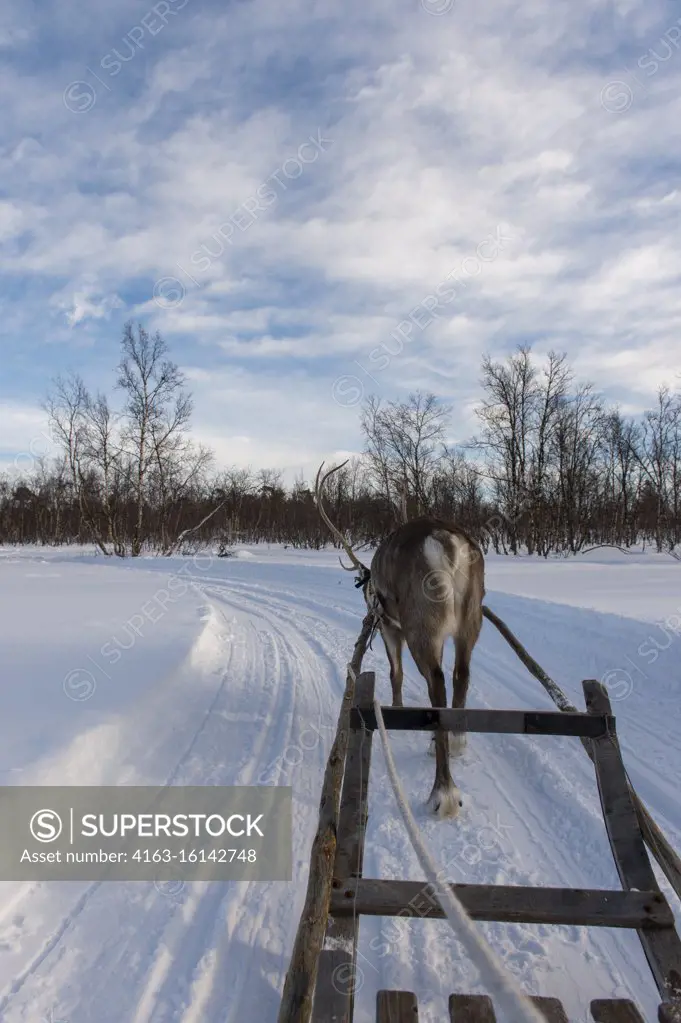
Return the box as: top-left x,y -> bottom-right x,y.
310,675 -> 681,1022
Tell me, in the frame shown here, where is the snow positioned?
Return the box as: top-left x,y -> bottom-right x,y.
0,543 -> 679,1022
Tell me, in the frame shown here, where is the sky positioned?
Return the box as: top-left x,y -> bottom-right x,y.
1,0 -> 681,485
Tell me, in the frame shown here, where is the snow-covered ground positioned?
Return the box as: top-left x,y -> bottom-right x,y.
0,543 -> 679,1022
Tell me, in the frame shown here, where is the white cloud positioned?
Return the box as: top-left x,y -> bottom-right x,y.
50,278 -> 124,327
1,0 -> 681,471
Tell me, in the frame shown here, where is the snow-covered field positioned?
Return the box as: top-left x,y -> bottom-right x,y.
0,543 -> 679,1022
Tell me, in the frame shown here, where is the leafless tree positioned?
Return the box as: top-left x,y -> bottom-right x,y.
81,391 -> 125,555
44,373 -> 111,555
633,387 -> 681,552
527,352 -> 571,555
117,322 -> 192,556
361,391 -> 450,520
475,345 -> 538,553
551,384 -> 606,552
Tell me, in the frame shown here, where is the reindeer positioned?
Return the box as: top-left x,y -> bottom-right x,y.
315,462 -> 485,819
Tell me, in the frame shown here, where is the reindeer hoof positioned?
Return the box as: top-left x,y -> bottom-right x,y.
427,783 -> 462,819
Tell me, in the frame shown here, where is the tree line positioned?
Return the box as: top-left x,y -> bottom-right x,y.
2,325 -> 680,557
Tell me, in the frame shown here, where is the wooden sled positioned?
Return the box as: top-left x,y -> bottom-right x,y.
292,674 -> 681,1022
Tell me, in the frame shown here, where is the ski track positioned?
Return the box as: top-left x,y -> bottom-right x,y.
0,567 -> 676,1022
126,579 -> 334,1023
0,604 -> 244,1019
0,572 -> 348,1022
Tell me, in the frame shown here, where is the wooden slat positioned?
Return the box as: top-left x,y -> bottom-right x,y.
312,672 -> 375,1023
334,671 -> 375,882
590,999 -> 645,1021
330,878 -> 672,928
278,615 -> 374,1023
659,1001 -> 681,1022
314,949 -> 357,1023
584,681 -> 681,1002
449,994 -> 497,1021
352,705 -> 611,737
376,990 -> 418,1021
529,996 -> 568,1022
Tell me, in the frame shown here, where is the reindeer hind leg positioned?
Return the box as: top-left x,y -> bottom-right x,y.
406,630 -> 461,819
380,622 -> 404,708
450,605 -> 483,756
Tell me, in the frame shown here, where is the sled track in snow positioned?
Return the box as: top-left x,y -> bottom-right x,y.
128,591 -> 306,1023
0,605 -> 246,1018
0,571 -> 373,1023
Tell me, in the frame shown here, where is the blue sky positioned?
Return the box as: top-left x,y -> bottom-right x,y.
2,0 -> 681,484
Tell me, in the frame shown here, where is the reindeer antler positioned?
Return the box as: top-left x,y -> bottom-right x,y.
314,460 -> 369,575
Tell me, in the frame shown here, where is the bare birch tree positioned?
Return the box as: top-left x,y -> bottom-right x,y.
116,323 -> 192,556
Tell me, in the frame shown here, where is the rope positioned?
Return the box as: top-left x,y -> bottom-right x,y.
371,695 -> 545,1023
